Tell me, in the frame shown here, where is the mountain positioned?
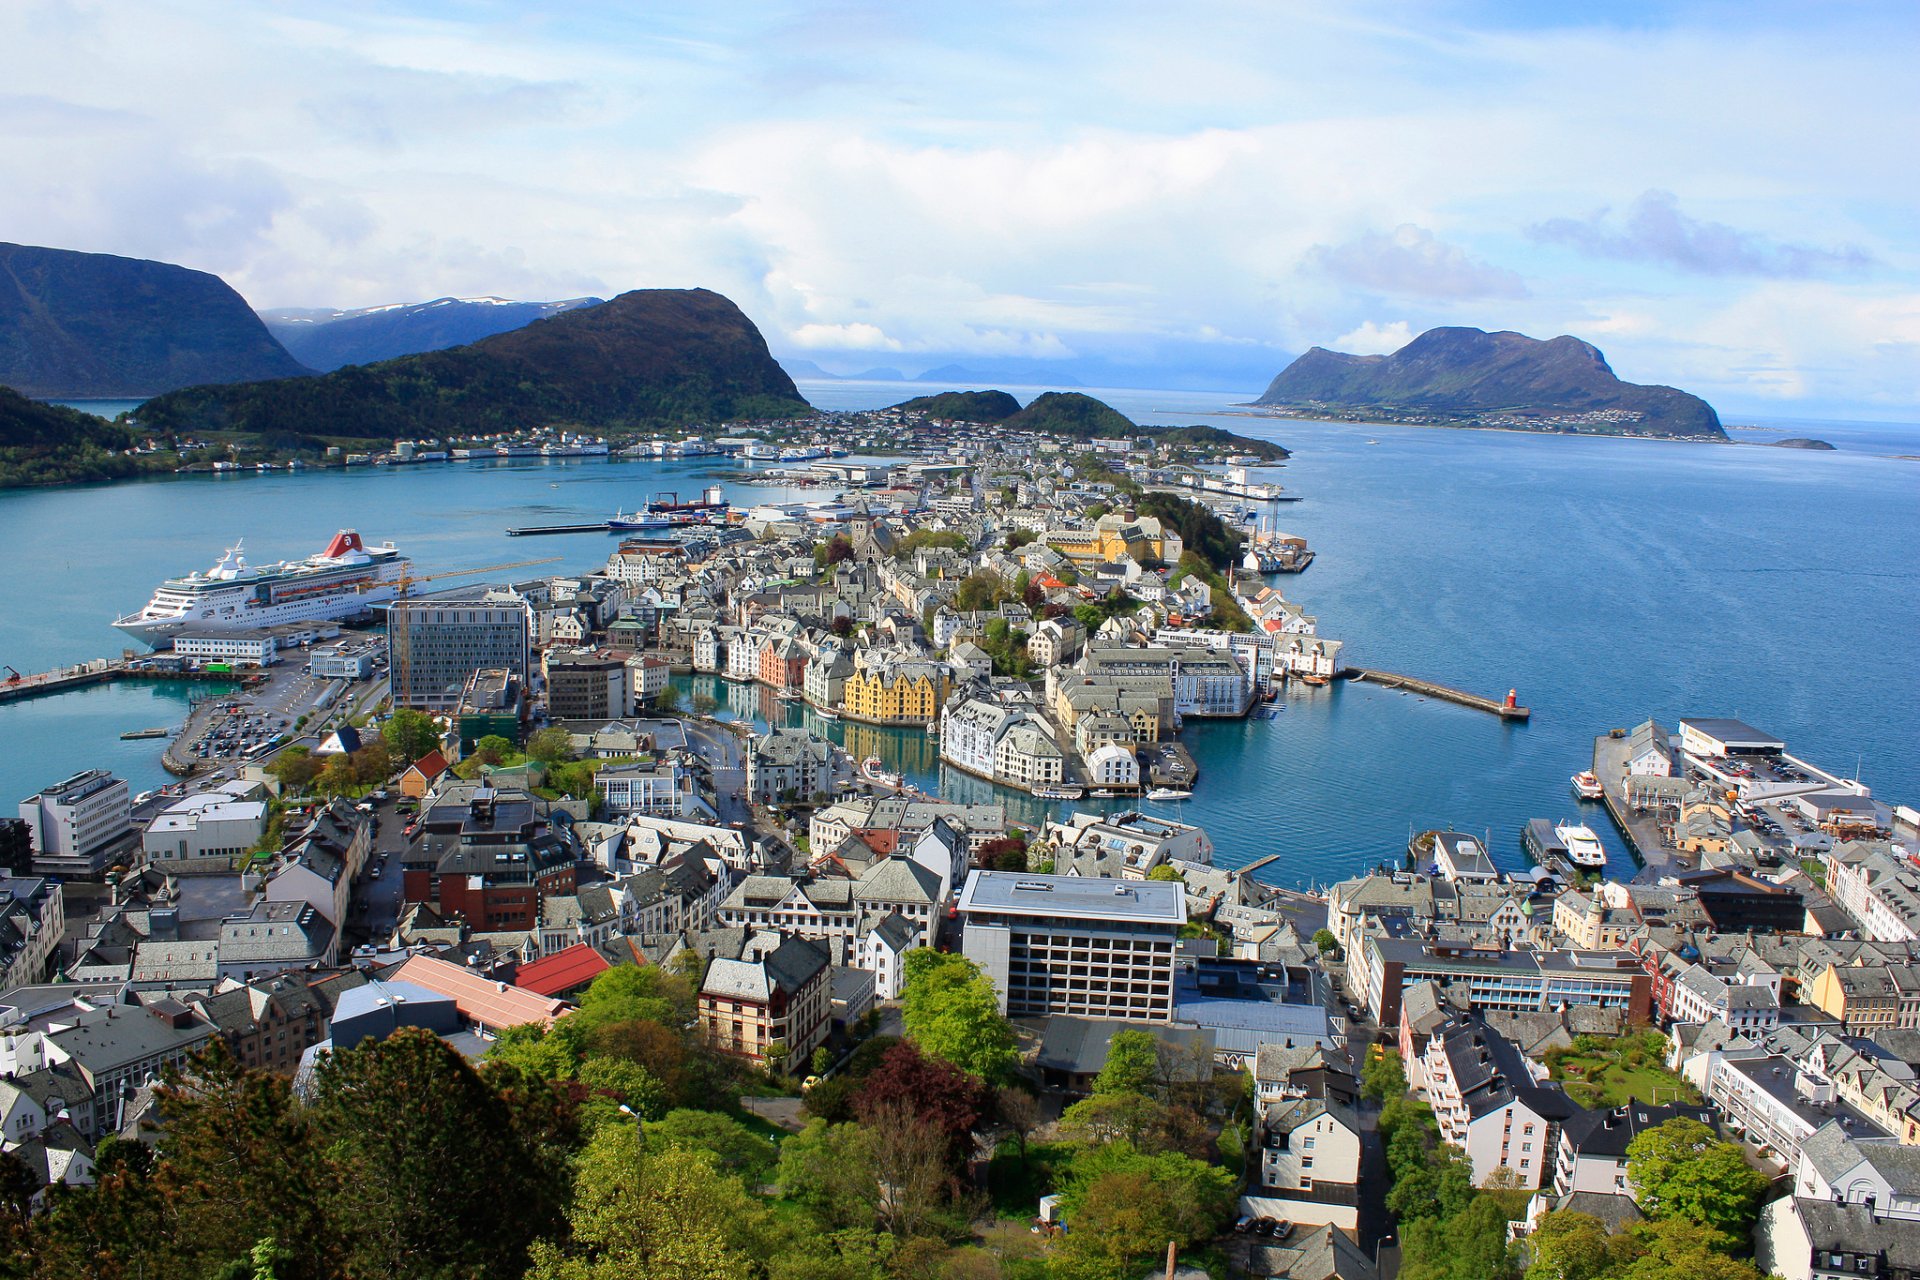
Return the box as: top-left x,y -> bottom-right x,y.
1005,391 -> 1134,435
1254,326 -> 1725,439
0,384 -> 151,487
892,390 -> 1021,421
915,361 -> 1086,388
0,242 -> 309,398
262,295 -> 604,371
137,288 -> 809,440
779,359 -> 908,382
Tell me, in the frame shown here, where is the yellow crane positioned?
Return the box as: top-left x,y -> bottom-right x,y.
392,557 -> 563,597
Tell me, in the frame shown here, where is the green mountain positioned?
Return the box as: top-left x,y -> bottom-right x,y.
0,242 -> 308,398
891,389 -> 1021,421
138,288 -> 809,439
1004,391 -> 1135,436
262,295 -> 605,371
1255,326 -> 1724,439
0,385 -> 151,487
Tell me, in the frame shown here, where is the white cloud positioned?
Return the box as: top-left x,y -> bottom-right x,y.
1305,225 -> 1527,299
1330,321 -> 1414,355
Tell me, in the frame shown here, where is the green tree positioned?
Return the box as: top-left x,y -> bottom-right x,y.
381,707 -> 441,762
654,684 -> 684,713
312,1027 -> 560,1280
1524,1211 -> 1634,1280
526,726 -> 575,766
647,1109 -> 780,1185
1145,864 -> 1184,884
577,1056 -> 670,1125
1092,1030 -> 1161,1098
899,951 -> 1018,1085
471,734 -> 514,766
1626,1118 -> 1768,1237
314,753 -> 360,797
525,1126 -> 770,1280
1362,1047 -> 1408,1103
777,1119 -> 881,1229
1312,928 -> 1340,954
1050,1141 -> 1233,1279
266,745 -> 321,791
1619,1219 -> 1767,1280
1071,603 -> 1104,632
573,960 -> 695,1036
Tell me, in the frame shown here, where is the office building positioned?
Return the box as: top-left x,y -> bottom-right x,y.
19,770 -> 132,874
957,870 -> 1185,1021
388,586 -> 531,710
543,648 -> 630,721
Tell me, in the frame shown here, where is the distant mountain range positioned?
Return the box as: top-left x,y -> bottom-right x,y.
780,358 -> 909,383
0,242 -> 309,398
262,295 -> 604,371
1254,326 -> 1724,439
138,288 -> 809,441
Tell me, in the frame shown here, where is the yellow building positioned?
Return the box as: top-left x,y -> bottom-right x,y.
1044,513 -> 1181,566
840,664 -> 951,725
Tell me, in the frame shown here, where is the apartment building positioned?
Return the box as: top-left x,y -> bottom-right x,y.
388,587 -> 532,710
697,932 -> 832,1070
543,648 -> 631,720
1350,934 -> 1653,1030
1824,841 -> 1920,943
19,770 -> 132,874
957,870 -> 1185,1021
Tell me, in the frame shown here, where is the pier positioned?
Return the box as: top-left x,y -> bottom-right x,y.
1337,668 -> 1531,720
506,522 -> 614,536
0,659 -> 262,705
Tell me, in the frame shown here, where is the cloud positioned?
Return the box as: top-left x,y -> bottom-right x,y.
1331,320 -> 1414,355
789,321 -> 901,351
1304,226 -> 1528,299
1529,190 -> 1878,279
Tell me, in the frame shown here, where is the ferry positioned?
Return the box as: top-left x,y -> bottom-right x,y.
1571,770 -> 1606,801
1555,822 -> 1609,870
113,530 -> 408,649
609,510 -> 675,533
1146,787 -> 1193,801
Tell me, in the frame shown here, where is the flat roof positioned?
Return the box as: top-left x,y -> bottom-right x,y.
1681,718 -> 1786,749
957,870 -> 1187,925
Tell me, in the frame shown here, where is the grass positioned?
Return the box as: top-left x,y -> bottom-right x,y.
1545,1031 -> 1700,1109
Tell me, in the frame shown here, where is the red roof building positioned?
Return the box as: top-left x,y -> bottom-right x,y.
514,944 -> 613,998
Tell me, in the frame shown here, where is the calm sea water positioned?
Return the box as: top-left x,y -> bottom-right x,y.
11,385 -> 1918,888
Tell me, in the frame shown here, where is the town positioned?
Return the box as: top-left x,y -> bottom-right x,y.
0,413 -> 1911,1280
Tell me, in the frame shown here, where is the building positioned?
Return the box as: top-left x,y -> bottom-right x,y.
957,870 -> 1185,1021
140,783 -> 269,868
1420,1014 -> 1580,1188
1678,717 -> 1786,760
1350,935 -> 1654,1031
697,932 -> 832,1070
308,643 -> 372,679
1824,842 -> 1920,943
453,669 -> 524,753
594,759 -> 689,818
172,630 -> 278,666
1042,810 -> 1216,879
1253,1079 -> 1364,1229
840,661 -> 951,725
389,953 -> 569,1034
1706,1054 -> 1886,1171
403,784 -> 579,931
745,728 -> 835,805
19,771 -> 132,874
543,648 -> 631,721
1552,1102 -> 1717,1201
388,586 -> 532,710
218,901 -> 337,978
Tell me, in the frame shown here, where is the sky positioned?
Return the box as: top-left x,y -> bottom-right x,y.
3,1 -> 1918,415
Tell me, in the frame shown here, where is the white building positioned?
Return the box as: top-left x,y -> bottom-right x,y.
1824,841 -> 1920,943
19,771 -> 131,871
957,870 -> 1184,1021
595,760 -> 688,818
308,644 -> 372,679
172,630 -> 278,666
1085,743 -> 1140,789
140,783 -> 269,866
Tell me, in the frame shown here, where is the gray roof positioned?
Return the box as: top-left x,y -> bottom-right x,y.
957,870 -> 1186,925
1034,1015 -> 1213,1078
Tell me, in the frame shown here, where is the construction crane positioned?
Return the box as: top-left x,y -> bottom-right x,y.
392,557 -> 563,597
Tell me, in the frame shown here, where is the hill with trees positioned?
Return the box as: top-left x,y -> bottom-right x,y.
0,241 -> 309,398
138,288 -> 810,440
1255,326 -> 1725,439
0,385 -> 158,487
263,295 -> 605,371
897,388 -> 1289,459
891,389 -> 1022,421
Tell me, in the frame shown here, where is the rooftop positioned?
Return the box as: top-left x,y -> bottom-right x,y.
957,870 -> 1187,925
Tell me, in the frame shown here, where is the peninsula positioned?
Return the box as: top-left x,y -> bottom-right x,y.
1251,325 -> 1726,440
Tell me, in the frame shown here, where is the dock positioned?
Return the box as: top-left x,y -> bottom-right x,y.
0,659 -> 263,706
1591,733 -> 1690,883
1337,668 -> 1530,720
506,522 -> 613,536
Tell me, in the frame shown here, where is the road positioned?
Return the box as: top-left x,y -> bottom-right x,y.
682,717 -> 752,827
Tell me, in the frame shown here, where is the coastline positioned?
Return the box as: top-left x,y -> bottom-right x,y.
1218,405 -> 1733,445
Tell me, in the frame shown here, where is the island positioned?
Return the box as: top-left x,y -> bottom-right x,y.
1250,326 -> 1726,440
1767,437 -> 1837,450
892,389 -> 1289,460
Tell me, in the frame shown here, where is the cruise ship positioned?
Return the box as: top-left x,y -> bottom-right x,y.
113,530 -> 409,648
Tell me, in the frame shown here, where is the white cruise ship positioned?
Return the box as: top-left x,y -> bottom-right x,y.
113,530 -> 409,648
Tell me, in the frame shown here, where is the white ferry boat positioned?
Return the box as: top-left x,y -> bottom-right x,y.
1571,770 -> 1605,801
113,530 -> 408,649
1555,822 -> 1608,870
1146,787 -> 1193,801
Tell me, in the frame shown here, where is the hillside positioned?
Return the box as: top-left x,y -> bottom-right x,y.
0,242 -> 309,398
1255,326 -> 1725,439
0,385 -> 151,487
1004,391 -> 1135,436
138,288 -> 810,440
892,390 -> 1021,421
263,295 -> 604,371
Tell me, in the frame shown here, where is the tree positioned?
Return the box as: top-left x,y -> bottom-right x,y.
572,961 -> 695,1037
653,684 -> 683,713
647,1109 -> 779,1185
349,739 -> 392,785
899,951 -> 1018,1085
1524,1211 -> 1633,1280
1312,928 -> 1340,954
1071,603 -> 1104,632
584,1018 -> 693,1106
382,708 -> 441,762
576,1056 -> 669,1125
861,1102 -> 954,1237
1362,1046 -> 1409,1103
829,615 -> 854,637
1625,1118 -> 1768,1237
1620,1219 -> 1766,1280
525,1127 -> 770,1280
148,1041 -> 335,1280
1051,1141 -> 1233,1278
1145,864 -> 1184,884
526,726 -> 574,766
855,1041 -> 987,1171
1093,1030 -> 1162,1098
995,1087 -> 1041,1162
777,1120 -> 881,1229
312,1027 -> 559,1280
314,753 -> 360,797
266,746 -> 321,791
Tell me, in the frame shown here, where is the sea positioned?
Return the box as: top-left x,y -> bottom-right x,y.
8,384 -> 1916,890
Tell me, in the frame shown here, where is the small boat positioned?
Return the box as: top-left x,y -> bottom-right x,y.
776,689 -> 802,703
1366,439 -> 1379,445
1146,787 -> 1193,801
1555,822 -> 1608,870
1089,788 -> 1123,799
120,727 -> 169,740
816,707 -> 840,721
1300,673 -> 1330,687
1571,771 -> 1605,801
1032,785 -> 1083,800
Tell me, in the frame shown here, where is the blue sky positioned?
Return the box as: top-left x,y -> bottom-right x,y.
3,0 -> 1917,414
